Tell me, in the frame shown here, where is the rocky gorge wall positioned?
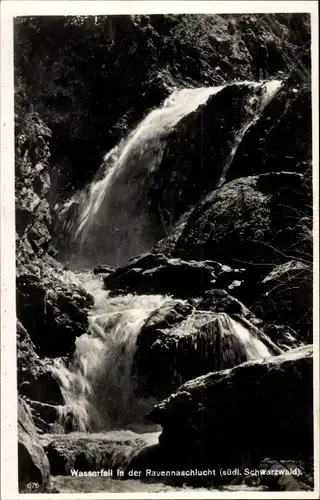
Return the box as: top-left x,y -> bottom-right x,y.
14,13 -> 314,492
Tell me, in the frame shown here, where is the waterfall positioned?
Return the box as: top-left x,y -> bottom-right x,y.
216,79 -> 283,187
51,273 -> 275,434
51,271 -> 172,432
59,86 -> 224,268
51,81 -> 283,435
58,80 -> 282,269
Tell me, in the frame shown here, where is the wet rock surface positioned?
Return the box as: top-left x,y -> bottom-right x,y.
134,305 -> 280,400
15,109 -> 55,260
228,80 -> 311,180
147,346 -> 313,480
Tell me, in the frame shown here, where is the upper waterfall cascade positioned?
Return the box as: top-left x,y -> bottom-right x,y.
58,80 -> 282,269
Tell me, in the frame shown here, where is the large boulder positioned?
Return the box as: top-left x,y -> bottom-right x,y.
104,253 -> 218,298
147,345 -> 313,477
16,269 -> 94,357
171,172 -> 311,268
18,397 -> 50,491
134,299 -> 280,399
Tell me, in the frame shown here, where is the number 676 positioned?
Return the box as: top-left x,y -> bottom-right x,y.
27,482 -> 39,489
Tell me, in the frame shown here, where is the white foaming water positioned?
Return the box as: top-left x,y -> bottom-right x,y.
59,86 -> 224,268
51,271 -> 274,434
217,79 -> 283,187
52,271 -> 171,432
59,80 -> 282,268
221,314 -> 272,360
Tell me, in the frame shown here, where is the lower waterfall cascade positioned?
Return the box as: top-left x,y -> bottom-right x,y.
51,271 -> 170,433
51,271 -> 275,435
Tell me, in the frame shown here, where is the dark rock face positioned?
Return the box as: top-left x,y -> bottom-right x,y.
263,324 -> 305,351
41,432 -> 154,475
147,345 -> 313,477
17,320 -> 63,406
26,400 -> 62,434
252,260 -> 312,339
18,397 -> 50,491
170,172 -> 311,268
15,110 -> 55,260
16,270 -> 94,357
104,253 -> 218,298
228,81 -> 311,180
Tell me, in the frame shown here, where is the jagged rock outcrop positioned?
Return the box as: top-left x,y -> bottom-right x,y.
41,431 -> 157,475
146,345 -> 313,478
17,320 -> 66,432
195,288 -> 305,350
18,397 -> 50,491
16,268 -> 94,357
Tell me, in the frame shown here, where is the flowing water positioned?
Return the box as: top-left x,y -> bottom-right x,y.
52,273 -> 274,435
58,80 -> 282,269
58,86 -> 224,268
49,80 -> 283,489
52,271 -> 172,432
216,79 -> 283,186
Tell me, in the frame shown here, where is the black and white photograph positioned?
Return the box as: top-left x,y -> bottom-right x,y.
1,0 -> 319,498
